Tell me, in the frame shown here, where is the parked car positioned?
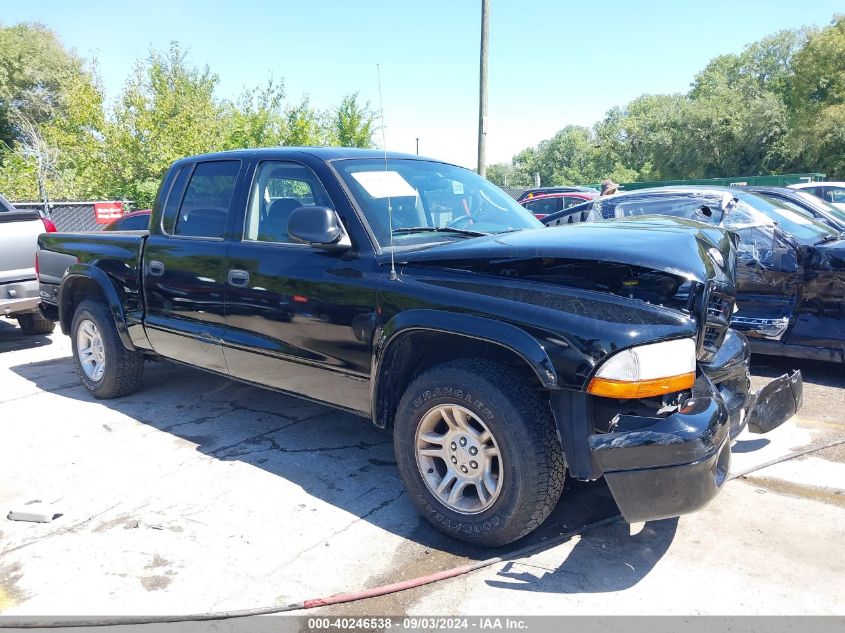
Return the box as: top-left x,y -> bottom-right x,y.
37,149 -> 800,546
103,209 -> 151,231
742,185 -> 845,232
544,186 -> 845,363
0,195 -> 56,334
519,191 -> 598,220
788,181 -> 845,211
515,185 -> 597,203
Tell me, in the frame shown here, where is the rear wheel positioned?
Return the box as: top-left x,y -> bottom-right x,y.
71,299 -> 144,399
17,312 -> 55,335
394,359 -> 565,546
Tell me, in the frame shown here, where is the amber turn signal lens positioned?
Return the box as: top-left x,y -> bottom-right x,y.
587,372 -> 695,399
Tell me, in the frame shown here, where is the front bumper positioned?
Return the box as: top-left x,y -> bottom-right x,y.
588,374 -> 732,523
586,330 -> 803,523
701,329 -> 802,438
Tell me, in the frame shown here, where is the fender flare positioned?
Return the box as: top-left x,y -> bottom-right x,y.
59,264 -> 136,351
371,309 -> 559,424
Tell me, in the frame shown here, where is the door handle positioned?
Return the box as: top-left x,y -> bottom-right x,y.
148,260 -> 165,277
227,269 -> 250,287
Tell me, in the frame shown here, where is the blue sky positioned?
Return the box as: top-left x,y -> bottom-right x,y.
2,0 -> 842,167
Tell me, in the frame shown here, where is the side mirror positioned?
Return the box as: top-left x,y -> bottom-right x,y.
288,206 -> 351,251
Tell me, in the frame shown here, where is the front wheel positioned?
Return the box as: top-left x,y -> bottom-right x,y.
71,299 -> 144,399
394,359 -> 566,546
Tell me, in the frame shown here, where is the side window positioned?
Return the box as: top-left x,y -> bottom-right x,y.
524,198 -> 558,215
827,187 -> 845,204
244,161 -> 331,244
563,196 -> 585,209
121,214 -> 151,231
173,160 -> 241,239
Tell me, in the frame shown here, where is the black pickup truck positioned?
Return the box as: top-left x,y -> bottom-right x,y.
37,148 -> 802,546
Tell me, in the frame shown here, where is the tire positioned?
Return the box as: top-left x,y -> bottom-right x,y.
394,359 -> 566,547
70,299 -> 144,399
17,312 -> 55,335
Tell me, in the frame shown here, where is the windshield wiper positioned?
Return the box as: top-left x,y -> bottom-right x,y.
392,226 -> 489,237
814,234 -> 842,245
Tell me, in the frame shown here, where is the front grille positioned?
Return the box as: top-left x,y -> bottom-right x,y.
703,326 -> 721,348
707,293 -> 733,321
700,289 -> 733,354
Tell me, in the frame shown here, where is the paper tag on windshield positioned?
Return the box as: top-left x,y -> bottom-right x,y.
452,181 -> 464,195
351,171 -> 417,198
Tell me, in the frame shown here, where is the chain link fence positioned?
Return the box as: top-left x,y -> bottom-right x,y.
10,201 -> 134,232
499,186 -> 531,200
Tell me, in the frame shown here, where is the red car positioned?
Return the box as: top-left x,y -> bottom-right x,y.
103,209 -> 151,231
519,191 -> 598,220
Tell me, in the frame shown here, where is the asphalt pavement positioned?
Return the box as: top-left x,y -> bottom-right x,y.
0,320 -> 842,618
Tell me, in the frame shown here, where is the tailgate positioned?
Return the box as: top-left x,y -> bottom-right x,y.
0,211 -> 43,284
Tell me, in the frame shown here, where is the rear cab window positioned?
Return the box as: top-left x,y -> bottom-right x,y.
162,160 -> 241,239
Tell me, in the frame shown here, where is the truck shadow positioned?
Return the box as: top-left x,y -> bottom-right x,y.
486,517 -> 679,594
0,319 -> 53,353
11,355 -> 675,593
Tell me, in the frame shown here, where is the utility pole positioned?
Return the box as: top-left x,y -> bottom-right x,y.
477,0 -> 489,177
416,137 -> 419,155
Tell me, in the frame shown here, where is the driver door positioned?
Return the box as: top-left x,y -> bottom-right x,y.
222,159 -> 374,414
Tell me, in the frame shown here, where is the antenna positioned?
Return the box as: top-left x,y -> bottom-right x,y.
377,63 -> 398,281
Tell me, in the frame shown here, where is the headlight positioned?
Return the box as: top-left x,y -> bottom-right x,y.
587,338 -> 696,399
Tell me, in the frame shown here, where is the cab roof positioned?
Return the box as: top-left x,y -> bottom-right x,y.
173,146 -> 437,165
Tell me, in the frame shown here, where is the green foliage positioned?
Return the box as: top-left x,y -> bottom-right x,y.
0,22 -> 106,201
0,27 -> 376,206
489,14 -> 845,187
0,22 -> 85,147
331,92 -> 375,147
283,96 -> 327,146
787,15 -> 845,178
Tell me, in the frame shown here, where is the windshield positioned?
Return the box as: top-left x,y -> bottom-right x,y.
0,195 -> 17,212
754,192 -> 845,229
334,159 -> 542,248
733,191 -> 838,244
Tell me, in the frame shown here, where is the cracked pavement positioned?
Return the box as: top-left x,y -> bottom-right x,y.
1,320 -> 844,617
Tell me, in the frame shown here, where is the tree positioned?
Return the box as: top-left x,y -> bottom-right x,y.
222,78 -> 287,149
0,22 -> 106,200
13,113 -> 57,208
787,15 -> 845,177
0,23 -> 89,147
283,96 -> 326,146
331,92 -> 375,148
485,162 -> 522,187
103,43 -> 227,205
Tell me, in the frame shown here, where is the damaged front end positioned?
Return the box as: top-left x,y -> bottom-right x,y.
403,217 -> 804,523
553,328 -> 802,523
530,221 -> 803,522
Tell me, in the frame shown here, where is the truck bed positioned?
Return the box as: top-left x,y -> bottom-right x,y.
37,231 -> 148,327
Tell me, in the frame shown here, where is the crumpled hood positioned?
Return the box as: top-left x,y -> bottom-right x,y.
400,217 -> 734,285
